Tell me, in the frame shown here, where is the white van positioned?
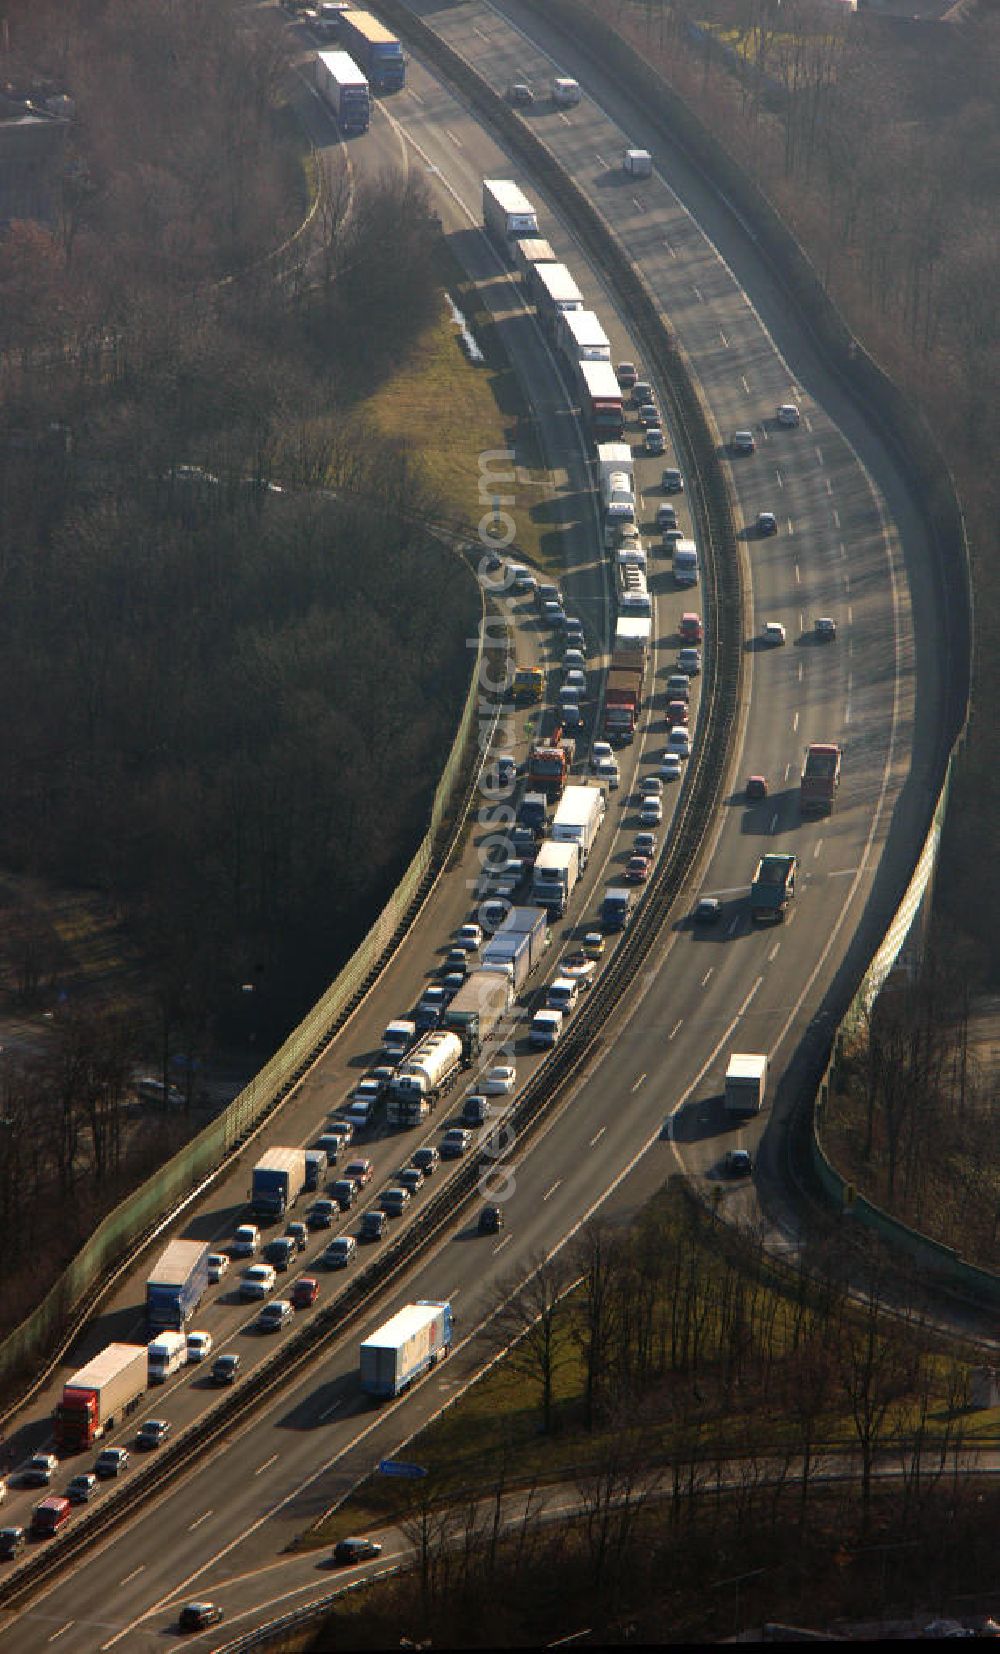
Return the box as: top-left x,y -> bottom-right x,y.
546,977 -> 580,1017
147,1331 -> 188,1384
551,77 -> 581,107
623,148 -> 652,178
530,1008 -> 564,1049
382,1019 -> 416,1060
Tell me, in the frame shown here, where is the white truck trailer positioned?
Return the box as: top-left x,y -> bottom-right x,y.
360,1300 -> 454,1399
442,968 -> 513,1059
724,1054 -> 768,1116
531,839 -> 580,917
388,1030 -> 463,1126
557,307 -> 612,366
597,442 -> 636,545
614,614 -> 652,656
533,261 -> 584,326
550,785 -> 605,872
482,180 -> 540,253
314,50 -> 371,133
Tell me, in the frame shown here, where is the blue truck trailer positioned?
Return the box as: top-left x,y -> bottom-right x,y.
251,1147 -> 308,1221
145,1239 -> 211,1333
338,9 -> 405,92
360,1300 -> 453,1399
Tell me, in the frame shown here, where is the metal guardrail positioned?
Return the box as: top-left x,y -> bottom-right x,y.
0,5 -> 743,1616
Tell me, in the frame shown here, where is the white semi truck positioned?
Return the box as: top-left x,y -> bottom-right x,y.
531,839 -> 580,917
550,785 -> 605,872
360,1300 -> 454,1399
482,179 -> 540,251
724,1054 -> 768,1116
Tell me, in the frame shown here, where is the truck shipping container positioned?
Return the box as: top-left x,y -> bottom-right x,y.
557,307 -> 611,365
54,1343 -> 147,1453
550,784 -> 605,870
360,1299 -> 453,1398
514,236 -> 556,288
147,1330 -> 188,1384
482,180 -> 539,251
145,1239 -> 211,1333
531,839 -> 580,916
338,8 -> 405,91
724,1053 -> 768,1115
614,615 -> 652,656
533,260 -> 584,324
314,49 -> 371,132
442,969 -> 512,1057
576,358 -> 625,437
750,853 -> 798,923
251,1148 -> 308,1222
604,652 -> 646,741
480,904 -> 549,988
800,743 -> 841,816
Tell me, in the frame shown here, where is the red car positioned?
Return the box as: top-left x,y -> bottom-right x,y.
666,699 -> 689,727
291,1276 -> 319,1309
745,775 -> 768,800
626,855 -> 651,883
680,612 -> 703,644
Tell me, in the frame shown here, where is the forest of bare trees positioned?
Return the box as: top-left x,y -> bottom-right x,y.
0,0 -> 478,1340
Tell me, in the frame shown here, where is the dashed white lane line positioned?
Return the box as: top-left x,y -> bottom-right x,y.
663,237 -> 675,256
543,1180 -> 562,1201
693,284 -> 703,302
631,1073 -> 647,1091
799,612 -> 805,633
669,1019 -> 683,1039
48,1624 -> 75,1642
119,1567 -> 145,1588
701,968 -> 713,987
813,838 -> 824,859
719,329 -> 729,347
741,374 -> 750,395
188,1510 -> 213,1531
590,1126 -> 606,1146
798,660 -> 803,682
794,563 -> 800,584
473,23 -> 490,39
319,1398 -> 343,1423
595,152 -> 608,168
443,127 -> 463,149
493,1234 -> 513,1254
814,444 -> 824,464
727,917 -> 740,937
848,604 -> 853,624
784,762 -> 791,781
768,942 -> 781,962
833,508 -> 841,528
631,195 -> 647,213
769,811 -> 779,833
793,710 -> 799,732
255,1454 -> 279,1477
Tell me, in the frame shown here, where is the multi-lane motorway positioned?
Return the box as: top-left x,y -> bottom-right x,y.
0,0 -> 943,1644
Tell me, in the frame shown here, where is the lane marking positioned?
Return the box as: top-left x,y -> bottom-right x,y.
595,152 -> 608,169
493,1233 -> 512,1253
631,1073 -> 647,1091
692,284 -> 703,302
814,445 -> 824,464
443,127 -> 463,150
543,1180 -> 562,1201
775,468 -> 783,489
255,1454 -> 279,1477
794,563 -> 800,585
799,612 -> 804,633
792,711 -> 799,732
741,374 -> 750,395
840,541 -> 847,559
848,604 -> 853,625
663,237 -> 675,256
48,1626 -> 75,1643
769,811 -> 779,833
768,943 -> 781,962
784,762 -> 791,782
797,660 -> 803,682
825,477 -> 833,495
318,1399 -> 343,1423
804,415 -> 813,432
188,1510 -> 213,1531
669,1019 -> 683,1039
719,329 -> 729,347
813,839 -> 824,859
631,195 -> 646,213
119,1567 -> 145,1587
786,519 -> 794,536
726,918 -> 740,937
844,573 -> 851,594
589,1126 -> 607,1146
833,509 -> 840,528
700,968 -> 713,987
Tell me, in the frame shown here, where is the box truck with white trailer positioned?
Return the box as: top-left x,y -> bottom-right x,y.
360,1300 -> 453,1399
724,1054 -> 768,1116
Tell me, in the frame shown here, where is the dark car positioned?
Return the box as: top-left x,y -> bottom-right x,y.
505,82 -> 534,106
745,775 -> 768,801
360,1209 -> 386,1241
135,1418 -> 171,1450
0,1526 -> 26,1559
693,897 -> 722,925
756,511 -> 778,536
412,1146 -> 440,1175
724,1149 -> 753,1177
333,1537 -> 383,1566
264,1236 -> 296,1271
478,1205 -> 504,1235
178,1602 -> 225,1632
